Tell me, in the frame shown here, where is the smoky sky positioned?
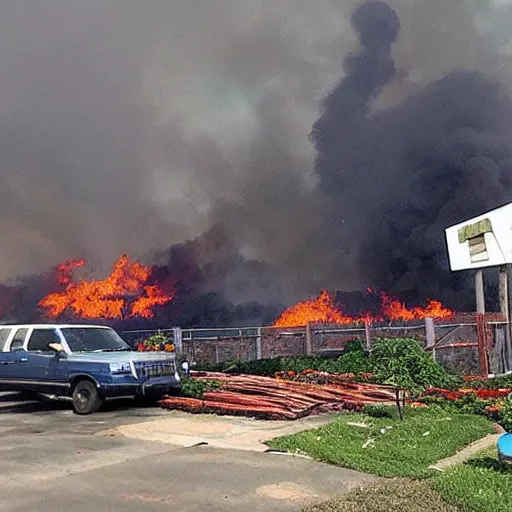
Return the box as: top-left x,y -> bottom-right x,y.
1,0 -> 512,307
312,0 -> 512,307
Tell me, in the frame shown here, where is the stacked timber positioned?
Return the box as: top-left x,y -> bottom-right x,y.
159,372 -> 396,420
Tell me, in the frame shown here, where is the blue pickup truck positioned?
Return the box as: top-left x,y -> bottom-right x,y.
0,324 -> 181,414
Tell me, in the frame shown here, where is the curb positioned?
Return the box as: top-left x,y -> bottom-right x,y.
429,433 -> 501,472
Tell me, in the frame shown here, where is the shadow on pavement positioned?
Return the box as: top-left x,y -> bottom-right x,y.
0,392 -> 161,415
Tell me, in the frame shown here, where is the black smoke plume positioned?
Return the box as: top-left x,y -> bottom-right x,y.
311,1 -> 512,310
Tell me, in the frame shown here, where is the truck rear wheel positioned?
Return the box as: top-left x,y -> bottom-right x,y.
72,380 -> 103,415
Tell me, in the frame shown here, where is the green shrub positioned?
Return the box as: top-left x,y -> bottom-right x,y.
181,378 -> 221,399
343,339 -> 365,353
197,353 -> 373,377
335,350 -> 372,374
198,356 -> 340,376
370,338 -> 458,394
498,398 -> 512,431
451,394 -> 489,416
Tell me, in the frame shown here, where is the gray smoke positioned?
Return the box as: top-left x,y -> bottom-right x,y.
312,0 -> 512,307
1,1 -> 512,311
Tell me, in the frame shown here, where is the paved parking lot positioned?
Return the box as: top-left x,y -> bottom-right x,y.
0,394 -> 375,512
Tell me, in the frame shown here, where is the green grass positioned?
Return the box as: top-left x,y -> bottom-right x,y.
303,479 -> 459,512
267,407 -> 493,478
433,448 -> 512,512
305,448 -> 512,512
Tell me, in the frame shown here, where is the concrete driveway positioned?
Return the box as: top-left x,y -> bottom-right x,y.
0,393 -> 375,512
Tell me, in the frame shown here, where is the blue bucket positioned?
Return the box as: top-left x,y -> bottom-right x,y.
497,433 -> 512,463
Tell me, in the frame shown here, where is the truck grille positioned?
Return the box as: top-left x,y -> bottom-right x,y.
134,360 -> 175,380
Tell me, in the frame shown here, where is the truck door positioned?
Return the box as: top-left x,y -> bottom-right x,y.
24,328 -> 67,393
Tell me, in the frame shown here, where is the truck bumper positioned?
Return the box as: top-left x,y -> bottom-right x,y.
100,376 -> 181,399
139,376 -> 181,397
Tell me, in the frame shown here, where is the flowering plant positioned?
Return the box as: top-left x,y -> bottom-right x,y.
274,369 -> 375,385
420,385 -> 512,430
136,332 -> 175,352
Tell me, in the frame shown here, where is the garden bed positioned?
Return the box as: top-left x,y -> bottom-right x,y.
266,407 -> 494,478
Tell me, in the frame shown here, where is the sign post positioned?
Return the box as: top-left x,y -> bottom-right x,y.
475,269 -> 485,314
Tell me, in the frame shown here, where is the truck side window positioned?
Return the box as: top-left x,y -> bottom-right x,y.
0,328 -> 12,351
10,328 -> 28,351
27,329 -> 59,353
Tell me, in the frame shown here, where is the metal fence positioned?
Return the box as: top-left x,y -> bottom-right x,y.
121,317 -> 512,375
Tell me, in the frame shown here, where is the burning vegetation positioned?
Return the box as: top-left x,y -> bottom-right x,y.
38,255 -> 174,320
273,290 -> 454,327
33,252 -> 454,327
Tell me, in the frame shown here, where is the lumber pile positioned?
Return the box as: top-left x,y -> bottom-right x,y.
160,372 -> 396,420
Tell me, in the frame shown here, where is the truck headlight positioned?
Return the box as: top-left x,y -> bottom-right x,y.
109,362 -> 132,374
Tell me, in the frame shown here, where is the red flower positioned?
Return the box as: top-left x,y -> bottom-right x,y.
485,405 -> 503,413
477,389 -> 511,399
462,375 -> 484,382
410,402 -> 428,408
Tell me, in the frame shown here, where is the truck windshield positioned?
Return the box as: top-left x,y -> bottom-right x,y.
61,328 -> 130,353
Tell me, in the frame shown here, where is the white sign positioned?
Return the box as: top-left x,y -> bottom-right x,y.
445,203 -> 512,271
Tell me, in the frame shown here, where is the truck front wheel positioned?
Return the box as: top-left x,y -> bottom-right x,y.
72,380 -> 103,415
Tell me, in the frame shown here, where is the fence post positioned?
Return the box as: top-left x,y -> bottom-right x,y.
475,269 -> 485,314
476,313 -> 490,376
256,327 -> 262,360
305,324 -> 313,355
425,317 -> 436,360
499,265 -> 512,372
425,317 -> 435,349
365,320 -> 372,351
173,327 -> 182,354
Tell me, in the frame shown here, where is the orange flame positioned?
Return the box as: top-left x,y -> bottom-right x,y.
273,290 -> 454,327
379,292 -> 453,322
273,290 -> 355,328
39,255 -> 174,319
